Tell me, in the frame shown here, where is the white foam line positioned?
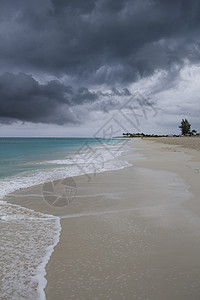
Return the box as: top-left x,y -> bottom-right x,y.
60,208 -> 138,219
7,193 -> 117,199
0,199 -> 61,300
0,142 -> 131,201
60,198 -> 190,220
0,140 -> 132,299
35,217 -> 61,300
7,193 -> 45,198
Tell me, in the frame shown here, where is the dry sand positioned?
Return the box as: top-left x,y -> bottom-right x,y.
5,137 -> 200,299
147,136 -> 200,151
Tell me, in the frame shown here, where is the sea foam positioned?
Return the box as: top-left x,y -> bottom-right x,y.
0,140 -> 131,299
0,201 -> 61,300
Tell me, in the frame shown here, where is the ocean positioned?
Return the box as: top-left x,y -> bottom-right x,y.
0,137 -> 130,300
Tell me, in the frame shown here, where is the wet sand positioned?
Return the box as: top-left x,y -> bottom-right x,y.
5,138 -> 200,299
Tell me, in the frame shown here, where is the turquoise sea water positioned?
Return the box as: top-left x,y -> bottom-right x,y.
0,138 -> 115,179
0,137 -> 129,200
0,137 -> 130,300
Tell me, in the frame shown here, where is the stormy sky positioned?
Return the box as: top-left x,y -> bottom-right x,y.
0,0 -> 200,136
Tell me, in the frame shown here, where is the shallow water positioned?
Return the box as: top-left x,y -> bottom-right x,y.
0,138 -> 131,299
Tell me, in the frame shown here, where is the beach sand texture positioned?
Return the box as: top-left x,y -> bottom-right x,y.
149,136 -> 200,151
4,137 -> 200,300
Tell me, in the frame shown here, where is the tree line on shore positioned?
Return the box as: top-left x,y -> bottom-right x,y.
122,119 -> 199,138
122,133 -> 170,137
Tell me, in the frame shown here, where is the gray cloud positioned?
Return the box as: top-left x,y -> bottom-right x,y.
0,72 -> 134,124
1,0 -> 200,82
0,0 -> 200,128
0,73 -> 99,124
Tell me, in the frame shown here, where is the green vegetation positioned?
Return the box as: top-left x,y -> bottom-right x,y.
179,119 -> 191,135
122,133 -> 169,138
179,119 -> 197,136
121,119 -> 199,137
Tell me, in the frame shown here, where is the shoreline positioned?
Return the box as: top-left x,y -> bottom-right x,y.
1,140 -> 133,300
3,137 -> 200,299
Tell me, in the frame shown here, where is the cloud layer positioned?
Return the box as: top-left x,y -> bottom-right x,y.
0,0 -> 200,132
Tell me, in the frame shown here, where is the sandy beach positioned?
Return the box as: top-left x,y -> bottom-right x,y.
5,137 -> 200,299
2,1 -> 200,299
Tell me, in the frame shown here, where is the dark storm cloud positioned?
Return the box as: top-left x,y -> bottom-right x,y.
1,0 -> 200,82
1,0 -> 200,125
0,73 -> 98,124
0,72 -> 135,124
